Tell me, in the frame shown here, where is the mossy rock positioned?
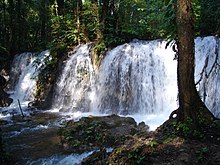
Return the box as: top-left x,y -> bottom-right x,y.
59,114 -> 149,153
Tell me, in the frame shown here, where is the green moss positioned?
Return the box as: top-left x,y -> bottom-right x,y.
92,42 -> 107,66
59,119 -> 116,150
146,141 -> 159,148
196,147 -> 209,164
59,115 -> 139,153
214,120 -> 220,127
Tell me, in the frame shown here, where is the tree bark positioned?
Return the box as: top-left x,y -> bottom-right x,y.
75,0 -> 83,44
57,0 -> 64,15
175,0 -> 214,126
40,0 -> 48,45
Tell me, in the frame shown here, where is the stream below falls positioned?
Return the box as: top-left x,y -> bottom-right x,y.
1,110 -> 98,164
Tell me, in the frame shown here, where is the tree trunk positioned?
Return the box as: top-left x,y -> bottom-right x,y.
8,0 -> 16,54
75,0 -> 83,44
40,0 -> 48,45
16,0 -> 22,52
57,0 -> 64,15
175,0 -> 214,127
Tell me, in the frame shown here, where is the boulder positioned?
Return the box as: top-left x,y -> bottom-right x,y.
0,97 -> 13,107
59,114 -> 149,153
0,75 -> 12,107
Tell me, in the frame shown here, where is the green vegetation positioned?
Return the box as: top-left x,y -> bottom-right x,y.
0,0 -> 219,59
127,147 -> 146,164
58,115 -> 142,153
146,141 -> 159,148
196,147 -> 209,163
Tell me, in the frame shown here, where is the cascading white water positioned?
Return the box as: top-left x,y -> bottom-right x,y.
53,40 -> 178,117
195,36 -> 220,118
53,36 -> 219,124
53,44 -> 96,112
8,52 -> 34,91
7,50 -> 50,110
3,36 -> 219,124
96,40 -> 178,115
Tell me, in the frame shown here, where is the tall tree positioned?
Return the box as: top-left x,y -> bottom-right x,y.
39,0 -> 50,48
57,0 -> 64,15
173,0 -> 215,132
75,0 -> 83,44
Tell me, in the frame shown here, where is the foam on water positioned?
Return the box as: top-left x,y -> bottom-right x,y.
27,151 -> 95,165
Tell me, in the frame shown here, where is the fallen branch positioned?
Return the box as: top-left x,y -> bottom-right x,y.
17,99 -> 24,118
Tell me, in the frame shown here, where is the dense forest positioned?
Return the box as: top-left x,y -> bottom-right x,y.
0,0 -> 220,164
0,0 -> 219,60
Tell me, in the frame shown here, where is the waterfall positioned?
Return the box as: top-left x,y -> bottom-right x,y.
96,40 -> 177,115
7,50 -> 50,110
7,52 -> 34,91
53,40 -> 178,116
53,44 -> 96,112
4,36 -> 219,121
2,36 -> 219,165
53,36 -> 219,120
195,36 -> 220,118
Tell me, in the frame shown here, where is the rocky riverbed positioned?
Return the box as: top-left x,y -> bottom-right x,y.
1,111 -> 62,164
1,112 -> 220,165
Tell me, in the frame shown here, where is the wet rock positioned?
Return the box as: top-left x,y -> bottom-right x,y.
0,75 -> 6,87
138,121 -> 149,131
80,148 -> 108,165
0,120 -> 9,125
0,89 -> 13,107
1,112 -> 63,164
0,75 -> 12,107
177,153 -> 190,164
59,114 -> 148,153
0,97 -> 13,107
213,152 -> 220,163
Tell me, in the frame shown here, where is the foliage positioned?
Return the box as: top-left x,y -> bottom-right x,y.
58,119 -> 115,151
197,0 -> 220,36
146,141 -> 159,147
0,0 -> 219,64
92,42 -> 107,65
170,119 -> 202,138
0,0 -> 53,55
0,46 -> 10,70
196,147 -> 209,164
127,147 -> 146,164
